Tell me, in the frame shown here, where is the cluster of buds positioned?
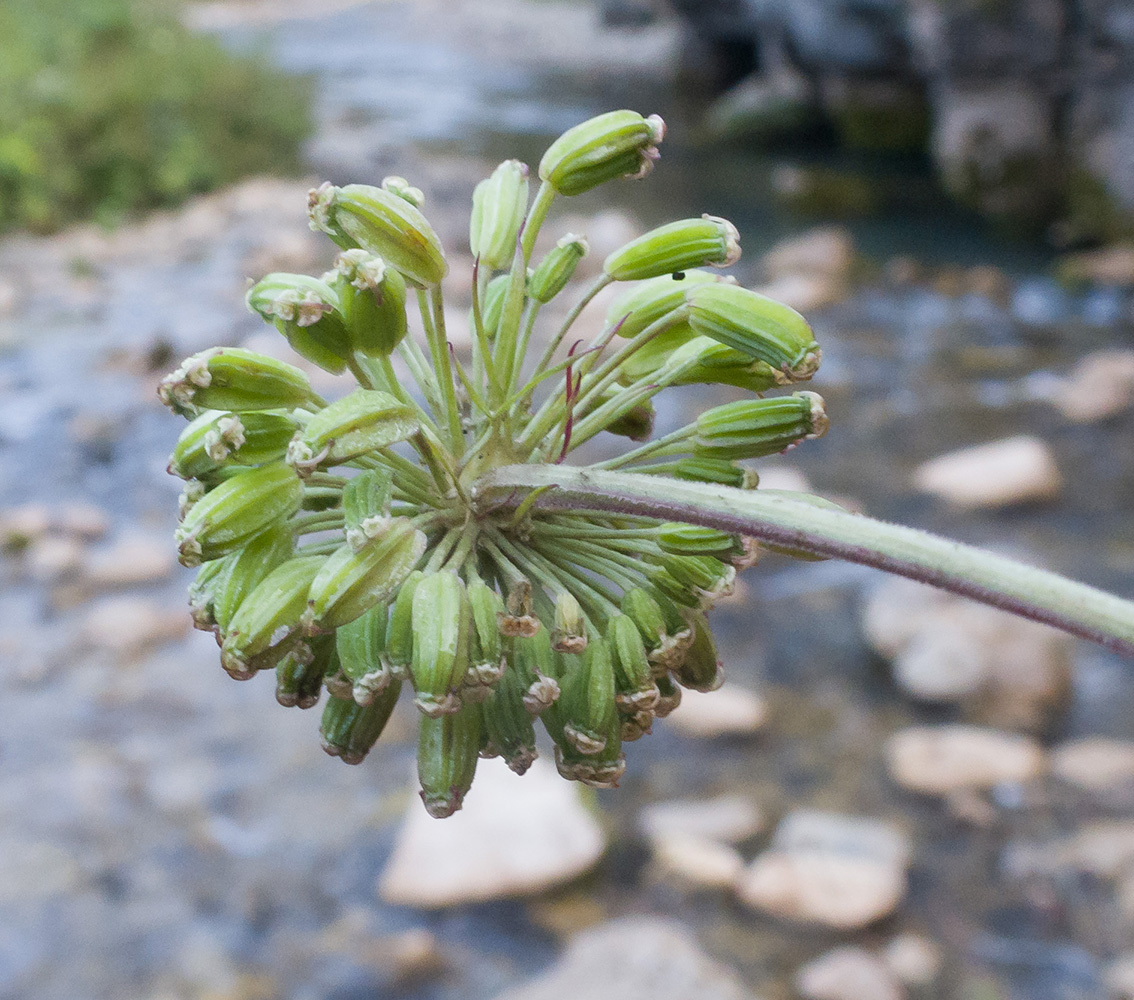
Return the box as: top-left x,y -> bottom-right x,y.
160,111 -> 828,817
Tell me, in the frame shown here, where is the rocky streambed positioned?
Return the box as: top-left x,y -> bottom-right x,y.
3,3 -> 1134,999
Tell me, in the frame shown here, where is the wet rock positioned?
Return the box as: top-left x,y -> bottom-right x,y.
639,794 -> 764,845
1052,738 -> 1134,793
82,532 -> 177,589
1058,244 -> 1134,286
0,503 -> 51,552
80,596 -> 191,659
491,916 -> 756,1000
378,756 -> 605,907
862,577 -> 1073,732
795,946 -> 904,1000
882,934 -> 942,987
735,810 -> 911,930
650,832 -> 745,890
705,70 -> 821,144
912,435 -> 1062,510
668,685 -> 768,738
762,227 -> 856,285
1049,349 -> 1134,423
886,725 -> 1046,797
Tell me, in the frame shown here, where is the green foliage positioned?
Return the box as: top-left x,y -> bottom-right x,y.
0,0 -> 313,233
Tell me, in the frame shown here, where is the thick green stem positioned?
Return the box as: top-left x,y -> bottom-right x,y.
474,465 -> 1134,657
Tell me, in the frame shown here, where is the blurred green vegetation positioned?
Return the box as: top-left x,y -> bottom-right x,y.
0,0 -> 314,233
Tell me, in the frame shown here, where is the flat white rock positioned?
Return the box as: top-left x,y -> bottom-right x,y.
378,756 -> 605,908
886,725 -> 1046,796
796,946 -> 904,1000
668,685 -> 768,738
912,435 -> 1061,510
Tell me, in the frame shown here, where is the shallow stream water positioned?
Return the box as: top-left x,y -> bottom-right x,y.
2,3 -> 1134,999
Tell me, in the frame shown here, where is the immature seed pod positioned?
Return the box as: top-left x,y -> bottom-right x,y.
607,269 -> 718,341
275,634 -> 334,709
620,586 -> 668,653
512,627 -> 560,715
336,602 -> 391,705
657,554 -> 736,603
654,673 -> 683,717
246,273 -> 353,374
475,273 -> 512,342
657,523 -> 744,560
465,577 -> 507,692
626,335 -> 781,394
608,613 -> 660,713
175,461 -> 303,566
321,681 -> 402,765
328,249 -> 408,356
686,282 -> 821,383
168,409 -> 297,481
498,579 -> 540,638
417,706 -> 481,817
410,570 -> 471,717
668,456 -> 755,489
384,569 -> 424,679
158,348 -> 317,417
479,659 -> 538,775
287,389 -> 419,473
559,638 -> 617,756
551,591 -> 587,653
595,386 -> 655,441
538,110 -> 665,196
694,392 -> 828,461
673,610 -> 725,692
342,468 -> 394,551
469,159 -> 530,270
308,182 -> 448,288
220,555 -> 324,680
304,518 -> 426,633
187,555 -> 233,632
213,522 -> 295,634
529,234 -> 588,303
603,215 -> 740,282
554,712 -> 625,789
647,564 -> 702,609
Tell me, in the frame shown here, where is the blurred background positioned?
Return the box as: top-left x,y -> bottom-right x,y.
3,1 -> 1134,998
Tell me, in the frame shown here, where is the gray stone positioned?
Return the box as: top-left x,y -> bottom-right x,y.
886,725 -> 1046,797
1052,738 -> 1134,793
882,934 -> 942,987
796,946 -> 904,1000
913,435 -> 1062,510
668,685 -> 768,738
736,810 -> 910,930
639,795 -> 765,845
491,916 -> 757,1000
651,833 -> 746,890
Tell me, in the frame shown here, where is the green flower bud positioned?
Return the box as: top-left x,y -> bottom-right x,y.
328,249 -> 408,356
554,711 -> 624,788
474,273 -> 512,342
187,555 -> 233,632
669,457 -> 756,489
469,159 -> 530,270
220,555 -> 324,680
304,518 -> 426,633
381,175 -> 425,207
275,634 -> 334,709
479,657 -> 538,775
657,523 -> 743,560
551,591 -> 587,653
620,587 -> 668,653
529,234 -> 588,303
595,386 -> 655,441
607,270 -> 719,341
158,348 -> 317,418
694,392 -> 828,461
384,569 -> 424,679
175,461 -> 303,566
308,182 -> 448,288
168,409 -> 297,481
417,706 -> 481,817
538,110 -> 665,196
410,570 -> 471,718
673,610 -> 724,692
512,626 -> 560,715
213,522 -> 295,634
559,638 -> 617,756
604,215 -> 740,282
246,273 -> 352,374
321,682 -> 402,765
686,282 -> 821,383
287,389 -> 419,473
336,602 -> 391,705
342,468 -> 394,551
642,587 -> 695,673
608,613 -> 660,713
654,673 -> 682,717
657,554 -> 736,603
622,335 -> 781,394
647,564 -> 702,608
